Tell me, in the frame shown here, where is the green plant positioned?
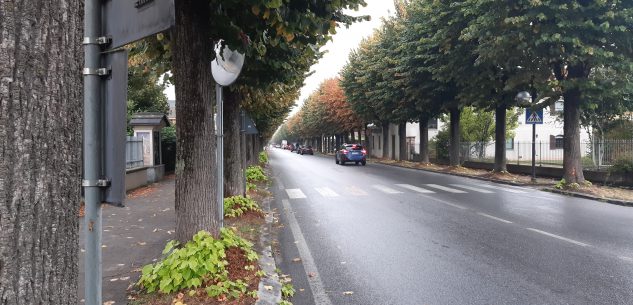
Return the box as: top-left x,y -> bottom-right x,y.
554,179 -> 566,190
246,182 -> 256,191
259,151 -> 269,164
281,283 -> 295,298
138,229 -> 258,299
246,165 -> 268,183
224,195 -> 262,218
278,301 -> 293,305
609,156 -> 633,174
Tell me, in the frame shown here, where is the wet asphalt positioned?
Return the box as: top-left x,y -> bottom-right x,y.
269,149 -> 633,305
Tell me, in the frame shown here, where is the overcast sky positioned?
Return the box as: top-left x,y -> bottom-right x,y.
164,0 -> 395,114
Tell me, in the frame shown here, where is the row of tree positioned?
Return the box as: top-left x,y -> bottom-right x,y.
1,0 -> 370,303
333,0 -> 632,184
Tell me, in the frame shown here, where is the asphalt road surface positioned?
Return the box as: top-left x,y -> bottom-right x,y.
268,148 -> 633,305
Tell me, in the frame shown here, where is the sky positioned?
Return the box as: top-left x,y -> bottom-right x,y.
164,0 -> 395,114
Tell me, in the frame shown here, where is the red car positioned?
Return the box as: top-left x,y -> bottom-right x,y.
299,145 -> 314,155
335,144 -> 367,165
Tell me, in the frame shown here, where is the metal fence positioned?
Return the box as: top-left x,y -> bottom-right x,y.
460,140 -> 633,169
126,136 -> 144,169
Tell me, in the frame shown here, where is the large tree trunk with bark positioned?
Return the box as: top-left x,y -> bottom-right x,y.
173,0 -> 219,242
0,1 -> 83,303
382,122 -> 390,159
223,90 -> 244,197
419,117 -> 430,163
398,123 -> 407,161
494,104 -> 507,172
449,107 -> 461,167
562,87 -> 586,184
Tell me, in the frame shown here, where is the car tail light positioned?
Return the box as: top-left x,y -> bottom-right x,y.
361,149 -> 367,155
341,149 -> 348,154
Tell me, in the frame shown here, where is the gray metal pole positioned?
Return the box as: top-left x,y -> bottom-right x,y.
532,124 -> 537,183
216,84 -> 224,228
241,111 -> 247,197
84,0 -> 103,303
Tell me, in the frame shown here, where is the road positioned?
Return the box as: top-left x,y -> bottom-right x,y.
268,148 -> 633,305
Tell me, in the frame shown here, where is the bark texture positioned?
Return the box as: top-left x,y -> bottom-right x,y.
0,0 -> 83,303
419,117 -> 430,163
562,87 -> 586,184
494,104 -> 507,172
449,107 -> 461,167
398,123 -> 407,161
173,0 -> 220,242
223,90 -> 244,197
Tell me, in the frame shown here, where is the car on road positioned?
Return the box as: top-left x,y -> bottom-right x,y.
335,144 -> 366,165
299,145 -> 314,155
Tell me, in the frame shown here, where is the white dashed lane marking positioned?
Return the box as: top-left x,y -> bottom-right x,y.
425,184 -> 467,193
314,187 -> 339,197
451,184 -> 494,194
396,184 -> 435,193
526,228 -> 589,247
477,212 -> 513,224
371,184 -> 403,194
476,184 -> 527,193
286,188 -> 307,199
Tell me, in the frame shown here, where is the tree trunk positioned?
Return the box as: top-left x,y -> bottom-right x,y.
350,130 -> 356,142
419,117 -> 430,163
173,0 -> 219,242
364,126 -> 371,156
398,123 -> 407,161
382,122 -> 390,159
563,88 -> 586,184
0,1 -> 83,303
223,90 -> 244,197
449,107 -> 461,167
494,104 -> 507,172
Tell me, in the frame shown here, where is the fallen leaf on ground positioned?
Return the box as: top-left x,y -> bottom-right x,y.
109,278 -> 118,282
292,258 -> 301,262
299,288 -> 305,292
308,272 -> 316,278
137,242 -> 146,246
103,301 -> 115,305
343,291 -> 354,295
264,285 -> 273,291
119,276 -> 130,281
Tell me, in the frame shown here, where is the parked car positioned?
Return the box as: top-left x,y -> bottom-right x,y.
335,144 -> 367,165
299,145 -> 314,155
285,144 -> 295,151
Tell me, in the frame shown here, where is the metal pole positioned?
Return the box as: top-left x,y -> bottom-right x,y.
241,111 -> 247,197
216,84 -> 224,228
84,0 -> 102,303
531,124 -> 537,182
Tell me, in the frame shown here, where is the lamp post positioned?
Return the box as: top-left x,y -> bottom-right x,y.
211,42 -> 245,228
516,91 -> 537,183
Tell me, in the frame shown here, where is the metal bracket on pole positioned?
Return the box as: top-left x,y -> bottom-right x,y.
83,36 -> 112,46
83,67 -> 111,76
82,179 -> 112,188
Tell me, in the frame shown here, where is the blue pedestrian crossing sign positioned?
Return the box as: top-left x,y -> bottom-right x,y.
526,109 -> 543,124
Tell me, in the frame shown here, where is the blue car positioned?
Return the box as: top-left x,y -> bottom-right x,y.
335,144 -> 367,166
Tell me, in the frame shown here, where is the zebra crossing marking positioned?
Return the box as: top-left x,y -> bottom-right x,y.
425,184 -> 467,193
314,187 -> 340,197
371,184 -> 403,194
475,184 -> 527,193
345,185 -> 369,196
395,184 -> 435,194
450,184 -> 494,194
286,189 -> 307,199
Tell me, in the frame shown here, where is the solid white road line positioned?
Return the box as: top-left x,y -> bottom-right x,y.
345,185 -> 369,196
476,184 -> 527,193
314,187 -> 339,197
286,188 -> 307,199
281,199 -> 334,305
618,256 -> 633,262
450,184 -> 494,194
477,212 -> 513,224
526,228 -> 589,247
395,184 -> 435,194
371,184 -> 403,194
275,177 -> 285,190
425,184 -> 467,193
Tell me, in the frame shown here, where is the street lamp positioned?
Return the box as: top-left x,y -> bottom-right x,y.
516,91 -> 538,183
211,41 -> 245,228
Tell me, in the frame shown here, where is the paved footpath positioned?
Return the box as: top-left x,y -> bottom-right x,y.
79,176 -> 175,304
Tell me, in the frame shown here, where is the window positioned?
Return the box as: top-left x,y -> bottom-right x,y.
555,135 -> 564,149
428,118 -> 438,129
505,138 -> 514,150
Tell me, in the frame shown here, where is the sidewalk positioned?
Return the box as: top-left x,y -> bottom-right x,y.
79,176 -> 176,304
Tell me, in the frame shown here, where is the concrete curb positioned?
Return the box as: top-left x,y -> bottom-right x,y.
255,197 -> 282,305
541,188 -> 633,207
